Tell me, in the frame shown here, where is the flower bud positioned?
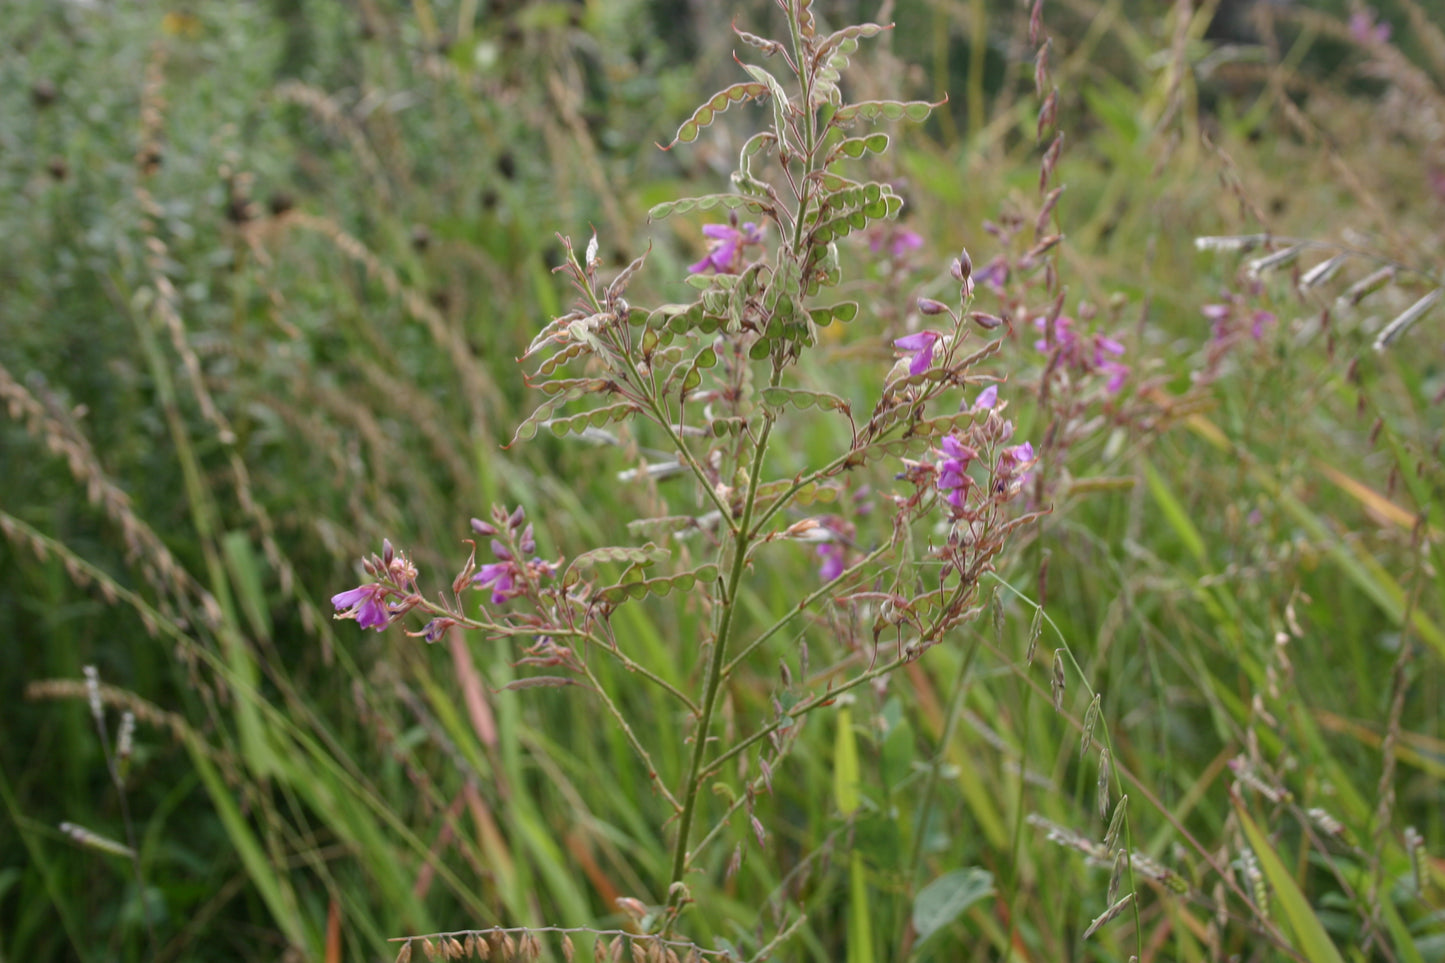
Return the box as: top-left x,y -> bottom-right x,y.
950,248 -> 973,283
470,517 -> 498,536
917,297 -> 948,316
970,311 -> 1003,330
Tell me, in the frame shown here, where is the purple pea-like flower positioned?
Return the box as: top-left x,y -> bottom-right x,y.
869,226 -> 924,259
1036,315 -> 1130,393
817,542 -> 846,582
689,222 -> 765,275
1349,8 -> 1391,43
972,384 -> 998,411
1092,336 -> 1129,393
1034,314 -> 1077,354
894,330 -> 944,376
474,561 -> 517,605
936,432 -> 978,509
331,582 -> 391,631
998,441 -> 1036,480
1250,310 -> 1276,340
975,255 -> 1009,293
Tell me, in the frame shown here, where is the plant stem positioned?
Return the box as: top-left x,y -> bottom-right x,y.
664,396 -> 780,921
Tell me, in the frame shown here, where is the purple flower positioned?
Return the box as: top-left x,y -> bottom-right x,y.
474,561 -> 518,605
688,222 -> 765,275
1035,315 -> 1129,393
998,441 -> 1036,483
894,330 -> 944,376
869,227 -> 924,259
331,582 -> 391,631
1033,314 -> 1078,354
975,255 -> 1009,293
936,432 -> 977,510
817,542 -> 846,581
1250,310 -> 1276,340
1349,8 -> 1391,43
1100,360 -> 1130,393
972,384 -> 998,411
1092,336 -> 1129,392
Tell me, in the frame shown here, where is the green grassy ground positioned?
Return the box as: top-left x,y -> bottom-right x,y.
1,1 -> 1441,961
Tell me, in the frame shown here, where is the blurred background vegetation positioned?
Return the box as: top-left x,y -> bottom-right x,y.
2,0 -> 1441,960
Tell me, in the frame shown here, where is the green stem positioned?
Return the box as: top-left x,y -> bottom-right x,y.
576,660 -> 682,812
616,344 -> 737,531
664,8 -> 829,921
722,542 -> 891,676
664,403 -> 779,920
702,650 -> 909,783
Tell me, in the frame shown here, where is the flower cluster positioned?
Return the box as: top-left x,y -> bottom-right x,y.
331,539 -> 420,632
331,508 -> 560,637
1033,314 -> 1129,393
1203,297 -> 1276,344
469,509 -> 557,607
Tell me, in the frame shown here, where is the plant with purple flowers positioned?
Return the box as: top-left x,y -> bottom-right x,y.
332,1 -> 1053,957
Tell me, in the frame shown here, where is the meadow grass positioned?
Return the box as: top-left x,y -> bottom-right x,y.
1,0 -> 1441,961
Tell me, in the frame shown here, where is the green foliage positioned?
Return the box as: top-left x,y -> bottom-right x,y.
2,0 -> 1443,961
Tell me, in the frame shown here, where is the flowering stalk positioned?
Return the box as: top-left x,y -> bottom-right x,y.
332,0 -> 1046,948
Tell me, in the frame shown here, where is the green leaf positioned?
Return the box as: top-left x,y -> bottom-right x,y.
834,706 -> 861,815
847,852 -> 875,963
1143,460 -> 1207,565
912,868 -> 995,943
222,530 -> 271,643
1235,805 -> 1348,963
663,82 -> 769,147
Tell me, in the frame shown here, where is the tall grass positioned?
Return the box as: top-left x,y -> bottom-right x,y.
1,0 -> 1440,961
